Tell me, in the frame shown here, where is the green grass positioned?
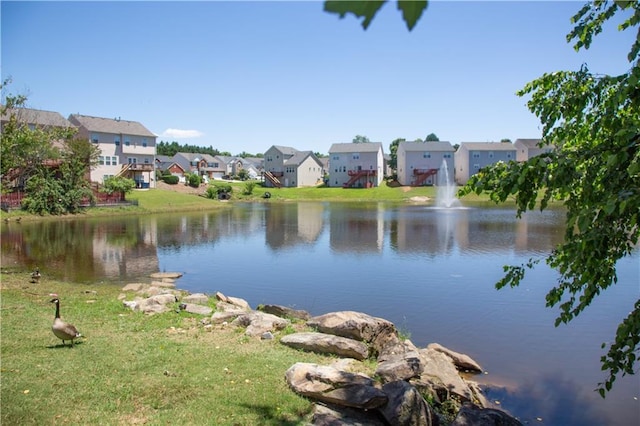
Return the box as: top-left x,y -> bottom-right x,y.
0,272 -> 344,425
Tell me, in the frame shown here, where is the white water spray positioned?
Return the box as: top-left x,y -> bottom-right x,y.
436,159 -> 461,208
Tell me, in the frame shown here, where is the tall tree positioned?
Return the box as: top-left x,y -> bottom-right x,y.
352,135 -> 370,143
326,0 -> 640,395
388,138 -> 405,170
425,133 -> 439,141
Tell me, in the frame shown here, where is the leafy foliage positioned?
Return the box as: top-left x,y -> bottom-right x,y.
324,0 -> 428,31
388,138 -> 405,170
243,181 -> 256,195
101,176 -> 136,195
425,133 -> 439,141
352,134 -> 371,143
156,140 -> 231,157
459,1 -> 640,395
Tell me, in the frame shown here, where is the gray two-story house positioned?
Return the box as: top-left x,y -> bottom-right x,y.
454,142 -> 517,185
396,141 -> 455,186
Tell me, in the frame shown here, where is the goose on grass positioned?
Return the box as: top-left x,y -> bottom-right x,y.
50,297 -> 82,347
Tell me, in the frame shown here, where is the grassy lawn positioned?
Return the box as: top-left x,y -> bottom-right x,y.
0,272 -> 346,425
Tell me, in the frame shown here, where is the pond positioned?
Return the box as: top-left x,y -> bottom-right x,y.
1,202 -> 638,425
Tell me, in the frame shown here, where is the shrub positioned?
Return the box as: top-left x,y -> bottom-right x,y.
187,173 -> 201,188
101,176 -> 136,194
243,181 -> 256,195
163,175 -> 179,185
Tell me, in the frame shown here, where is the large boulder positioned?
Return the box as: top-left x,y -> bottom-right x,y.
378,380 -> 440,426
375,339 -> 424,382
135,294 -> 177,315
450,402 -> 522,426
280,332 -> 369,360
231,311 -> 289,337
412,347 -> 477,404
215,292 -> 251,310
307,311 -> 399,356
312,403 -> 387,426
285,362 -> 387,410
182,293 -> 209,305
427,343 -> 483,373
259,304 -> 310,321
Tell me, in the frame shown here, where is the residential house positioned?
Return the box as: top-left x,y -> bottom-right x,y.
514,138 -> 553,162
454,142 -> 517,185
327,142 -> 385,188
1,107 -> 74,189
263,145 -> 324,188
396,141 -> 455,186
171,153 -> 224,179
68,114 -> 157,188
155,155 -> 186,177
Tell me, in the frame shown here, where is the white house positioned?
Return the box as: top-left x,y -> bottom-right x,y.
396,141 -> 455,186
514,138 -> 554,162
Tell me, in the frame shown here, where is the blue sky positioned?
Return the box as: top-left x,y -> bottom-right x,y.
1,1 -> 635,155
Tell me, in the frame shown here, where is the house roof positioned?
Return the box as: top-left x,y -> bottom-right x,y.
514,138 -> 543,148
459,142 -> 516,151
399,141 -> 454,152
285,151 -> 322,167
329,142 -> 384,154
68,114 -> 156,137
270,145 -> 299,156
1,107 -> 72,128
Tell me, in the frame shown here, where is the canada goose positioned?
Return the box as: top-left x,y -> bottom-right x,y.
30,268 -> 41,283
50,298 -> 82,347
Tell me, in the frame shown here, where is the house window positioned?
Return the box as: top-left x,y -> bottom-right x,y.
473,163 -> 480,169
124,138 -> 131,146
489,151 -> 494,158
98,156 -> 105,165
472,152 -> 480,158
444,153 -> 452,158
423,152 -> 431,158
114,136 -> 120,145
332,155 -> 340,161
91,134 -> 99,143
507,153 -> 512,159
111,156 -> 118,165
105,157 -> 112,166
144,158 -> 150,164
142,138 -> 148,147
352,153 -> 360,160
103,174 -> 114,181
128,158 -> 137,164
213,162 -> 219,168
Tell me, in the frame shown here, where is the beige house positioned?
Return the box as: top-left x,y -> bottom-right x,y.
263,145 -> 323,188
514,138 -> 553,162
69,114 -> 157,188
396,141 -> 455,186
454,142 -> 517,185
328,142 -> 385,188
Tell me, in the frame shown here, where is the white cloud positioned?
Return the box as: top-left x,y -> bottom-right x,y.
161,128 -> 204,139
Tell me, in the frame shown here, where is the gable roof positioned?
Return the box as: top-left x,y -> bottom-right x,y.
514,138 -> 543,148
1,107 -> 72,128
329,142 -> 384,154
268,145 -> 299,157
399,141 -> 454,152
459,142 -> 516,151
285,151 -> 322,167
68,114 -> 156,137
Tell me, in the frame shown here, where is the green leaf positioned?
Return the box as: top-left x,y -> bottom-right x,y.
324,0 -> 387,30
397,1 -> 428,31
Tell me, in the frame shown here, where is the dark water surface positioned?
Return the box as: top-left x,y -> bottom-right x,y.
2,202 -> 638,425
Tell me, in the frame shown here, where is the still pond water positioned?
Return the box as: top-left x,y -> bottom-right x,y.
2,202 -> 638,425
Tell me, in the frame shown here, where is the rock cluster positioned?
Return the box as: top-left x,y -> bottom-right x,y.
119,277 -> 521,425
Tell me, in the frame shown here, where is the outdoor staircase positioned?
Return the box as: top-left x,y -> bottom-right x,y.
412,168 -> 438,186
343,169 -> 376,188
115,163 -> 131,178
264,171 -> 282,188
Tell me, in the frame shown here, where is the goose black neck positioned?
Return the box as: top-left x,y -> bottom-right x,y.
54,300 -> 61,319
